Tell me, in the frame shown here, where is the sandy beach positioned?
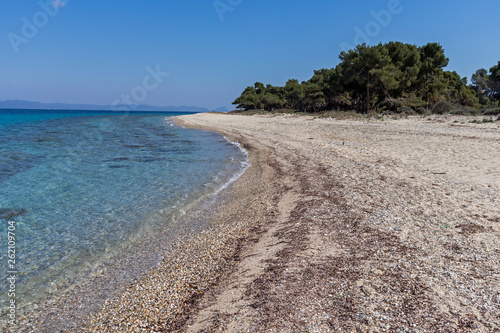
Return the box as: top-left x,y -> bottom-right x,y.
18,113 -> 499,332
173,113 -> 500,332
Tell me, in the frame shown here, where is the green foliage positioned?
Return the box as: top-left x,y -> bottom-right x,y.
232,41 -> 499,114
482,108 -> 500,115
458,85 -> 479,107
396,106 -> 414,114
470,62 -> 500,106
489,61 -> 500,101
404,96 -> 427,109
415,107 -> 427,115
432,101 -> 453,114
284,79 -> 304,110
337,43 -> 394,112
472,68 -> 490,105
418,43 -> 449,108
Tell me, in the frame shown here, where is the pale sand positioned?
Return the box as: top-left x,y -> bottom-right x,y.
176,113 -> 500,332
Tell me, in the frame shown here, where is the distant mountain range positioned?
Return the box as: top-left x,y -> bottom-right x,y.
0,100 -> 228,112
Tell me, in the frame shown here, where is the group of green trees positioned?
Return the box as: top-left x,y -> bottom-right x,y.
233,42 -> 500,113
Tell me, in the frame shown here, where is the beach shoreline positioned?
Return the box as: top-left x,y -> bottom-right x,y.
79,116 -> 285,332
7,116 -> 270,332
13,112 -> 500,332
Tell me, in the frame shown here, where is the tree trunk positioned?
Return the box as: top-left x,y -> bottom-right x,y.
425,72 -> 429,110
366,72 -> 370,113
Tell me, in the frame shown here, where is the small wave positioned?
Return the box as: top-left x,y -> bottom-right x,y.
212,137 -> 250,196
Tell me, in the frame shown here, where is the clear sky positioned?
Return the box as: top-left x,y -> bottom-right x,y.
1,0 -> 499,110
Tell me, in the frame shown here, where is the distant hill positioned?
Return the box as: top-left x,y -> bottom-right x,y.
0,100 -> 228,112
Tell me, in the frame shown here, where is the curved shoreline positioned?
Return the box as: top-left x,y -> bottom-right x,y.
7,119 -> 266,332
80,116 -> 282,332
12,113 -> 500,332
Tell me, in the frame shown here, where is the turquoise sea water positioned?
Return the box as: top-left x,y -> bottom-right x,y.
0,110 -> 247,320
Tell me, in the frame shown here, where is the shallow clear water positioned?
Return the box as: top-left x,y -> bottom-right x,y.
0,110 -> 247,317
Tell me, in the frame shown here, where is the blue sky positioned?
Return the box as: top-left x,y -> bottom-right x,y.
1,0 -> 499,110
